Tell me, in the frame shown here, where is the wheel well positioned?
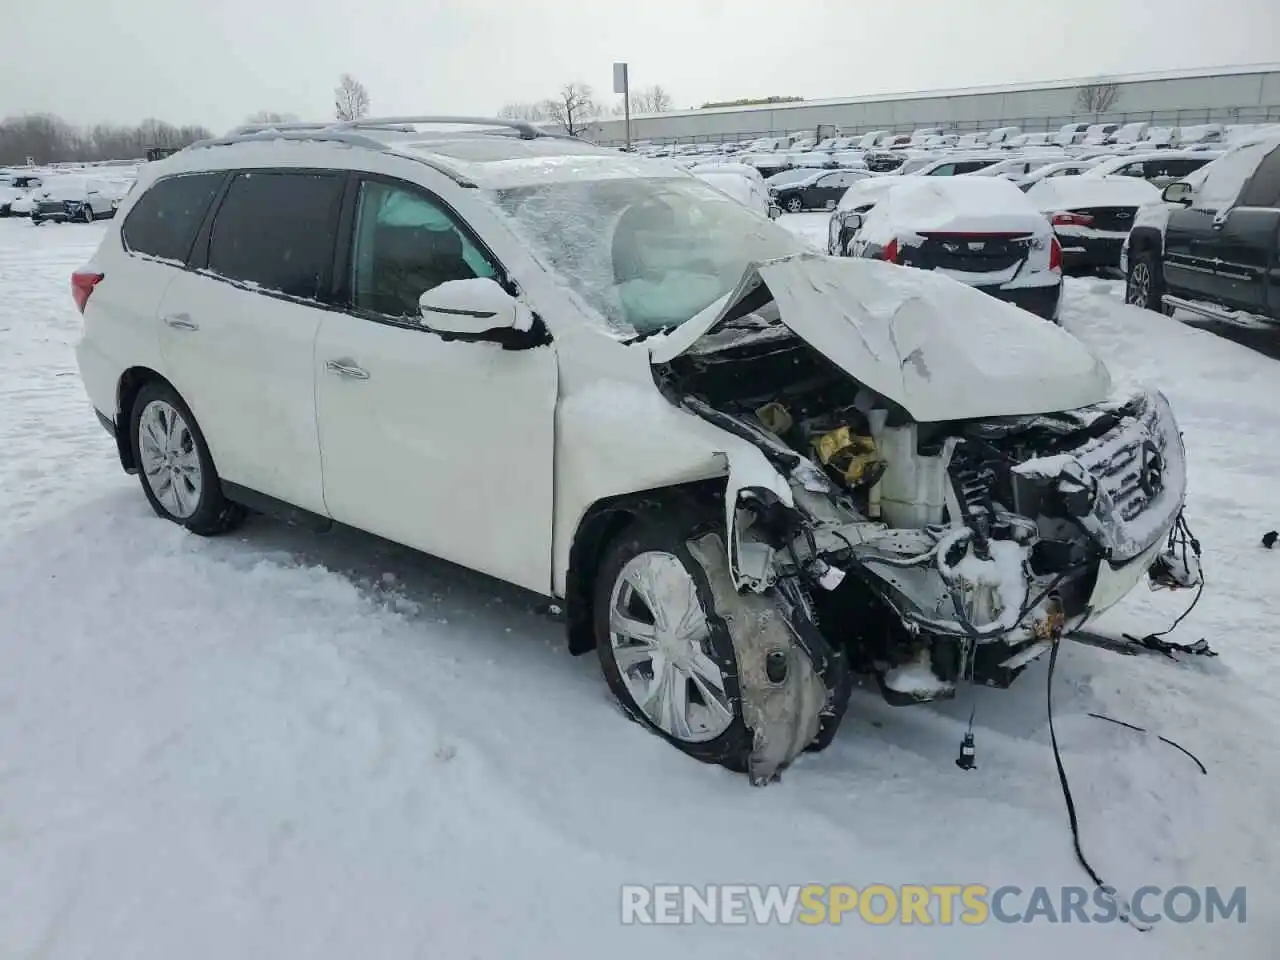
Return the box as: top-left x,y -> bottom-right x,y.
1127,228 -> 1163,261
563,481 -> 722,656
115,366 -> 168,471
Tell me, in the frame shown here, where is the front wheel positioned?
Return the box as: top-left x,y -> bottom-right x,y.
1125,250 -> 1164,312
81,204 -> 94,223
128,381 -> 245,536
784,195 -> 804,214
594,516 -> 753,771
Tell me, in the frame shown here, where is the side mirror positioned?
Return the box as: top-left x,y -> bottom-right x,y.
419,277 -> 549,348
842,212 -> 864,232
1162,181 -> 1194,205
768,202 -> 782,220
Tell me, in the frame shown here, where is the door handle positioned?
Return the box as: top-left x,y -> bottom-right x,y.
325,359 -> 370,380
163,313 -> 198,331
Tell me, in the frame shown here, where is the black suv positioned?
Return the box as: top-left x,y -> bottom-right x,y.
1125,138 -> 1280,325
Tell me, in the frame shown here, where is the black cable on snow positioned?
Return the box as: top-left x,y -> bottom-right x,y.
1086,713 -> 1208,776
1046,637 -> 1152,933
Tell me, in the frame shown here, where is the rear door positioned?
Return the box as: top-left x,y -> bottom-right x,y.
156,169 -> 343,514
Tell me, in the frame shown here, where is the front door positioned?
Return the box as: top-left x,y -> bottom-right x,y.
315,176 -> 558,594
1163,204 -> 1219,300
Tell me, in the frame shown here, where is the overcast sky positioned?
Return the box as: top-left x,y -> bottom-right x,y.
3,0 -> 1278,131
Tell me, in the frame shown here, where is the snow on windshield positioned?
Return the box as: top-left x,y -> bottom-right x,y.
490,177 -> 804,336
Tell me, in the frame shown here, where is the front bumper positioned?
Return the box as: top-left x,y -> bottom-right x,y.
33,201 -> 86,222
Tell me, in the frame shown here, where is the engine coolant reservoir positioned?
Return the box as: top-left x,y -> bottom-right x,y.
871,423 -> 950,528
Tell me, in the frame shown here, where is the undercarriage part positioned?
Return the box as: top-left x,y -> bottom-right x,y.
686,534 -> 830,783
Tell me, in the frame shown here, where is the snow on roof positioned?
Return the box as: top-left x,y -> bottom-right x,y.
836,175 -> 916,210
862,177 -> 1047,238
1024,176 -> 1161,211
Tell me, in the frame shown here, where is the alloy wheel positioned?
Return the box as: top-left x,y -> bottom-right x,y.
608,551 -> 734,743
1126,261 -> 1150,306
138,400 -> 203,519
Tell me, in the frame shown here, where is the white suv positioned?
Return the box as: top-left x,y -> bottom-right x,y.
74,117 -> 1198,783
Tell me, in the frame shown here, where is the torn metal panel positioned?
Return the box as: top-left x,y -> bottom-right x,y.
686,534 -> 827,784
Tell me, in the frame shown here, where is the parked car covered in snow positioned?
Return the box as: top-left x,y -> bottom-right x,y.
1016,157 -> 1108,190
1025,176 -> 1160,273
828,176 -> 1063,320
1083,151 -> 1220,189
30,175 -> 119,224
1,173 -> 44,216
73,117 -> 1198,783
691,167 -> 780,219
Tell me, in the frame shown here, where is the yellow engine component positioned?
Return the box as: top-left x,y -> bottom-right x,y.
755,401 -> 794,436
813,426 -> 886,489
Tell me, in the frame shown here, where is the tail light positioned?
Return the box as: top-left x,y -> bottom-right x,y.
1049,237 -> 1063,273
1051,211 -> 1094,227
881,237 -> 900,263
71,271 -> 103,314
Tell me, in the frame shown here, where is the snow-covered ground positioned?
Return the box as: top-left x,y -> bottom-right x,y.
1,214 -> 1278,958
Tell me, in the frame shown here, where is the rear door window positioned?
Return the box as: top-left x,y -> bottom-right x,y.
207,171 -> 344,300
122,172 -> 224,263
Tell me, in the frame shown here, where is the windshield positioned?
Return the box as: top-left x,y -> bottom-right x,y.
490,176 -> 806,337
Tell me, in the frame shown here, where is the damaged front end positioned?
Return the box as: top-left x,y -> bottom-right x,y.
652,255 -> 1198,765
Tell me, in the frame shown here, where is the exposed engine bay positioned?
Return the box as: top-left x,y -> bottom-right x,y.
654,316 -> 1199,710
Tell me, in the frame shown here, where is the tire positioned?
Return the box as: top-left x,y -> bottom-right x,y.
128,381 -> 246,536
593,513 -> 753,771
81,204 -> 94,224
1125,249 -> 1164,312
784,195 -> 804,214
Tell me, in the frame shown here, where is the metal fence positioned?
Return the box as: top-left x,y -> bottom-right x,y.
596,105 -> 1280,147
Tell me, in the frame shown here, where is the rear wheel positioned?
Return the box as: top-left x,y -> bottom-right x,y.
81,204 -> 94,224
1125,249 -> 1164,312
594,515 -> 752,770
128,381 -> 246,536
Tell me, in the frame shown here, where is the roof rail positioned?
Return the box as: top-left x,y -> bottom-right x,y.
330,115 -> 548,140
227,121 -> 339,136
182,129 -> 481,188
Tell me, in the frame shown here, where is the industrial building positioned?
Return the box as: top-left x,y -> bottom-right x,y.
583,62 -> 1280,145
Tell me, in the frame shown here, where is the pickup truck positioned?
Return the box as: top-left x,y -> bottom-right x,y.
1123,136 -> 1280,325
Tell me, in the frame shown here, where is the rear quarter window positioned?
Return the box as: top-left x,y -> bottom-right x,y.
122,173 -> 225,264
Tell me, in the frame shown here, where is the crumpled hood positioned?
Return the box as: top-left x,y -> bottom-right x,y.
650,253 -> 1111,423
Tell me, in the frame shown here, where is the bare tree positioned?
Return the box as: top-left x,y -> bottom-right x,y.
1076,80 -> 1121,115
0,114 -> 212,165
541,82 -> 597,137
334,74 -> 371,122
617,84 -> 675,115
245,110 -> 300,125
498,102 -> 550,122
